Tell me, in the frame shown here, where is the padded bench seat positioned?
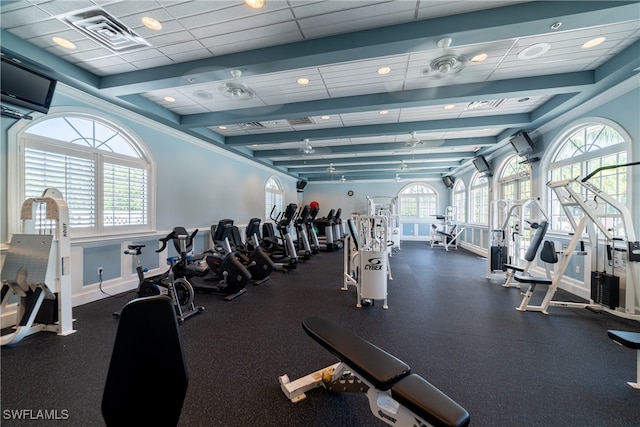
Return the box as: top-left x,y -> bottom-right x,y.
513,275 -> 552,286
303,316 -> 410,390
503,263 -> 525,273
391,374 -> 470,427
608,330 -> 640,349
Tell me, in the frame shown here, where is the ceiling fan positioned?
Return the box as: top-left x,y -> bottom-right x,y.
405,132 -> 445,148
300,138 -> 315,155
326,163 -> 336,173
219,69 -> 255,100
422,37 -> 469,79
399,160 -> 409,170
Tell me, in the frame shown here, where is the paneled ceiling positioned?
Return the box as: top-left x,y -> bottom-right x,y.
1,0 -> 639,182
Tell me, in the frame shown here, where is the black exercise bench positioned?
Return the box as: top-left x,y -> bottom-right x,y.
279,316 -> 470,427
607,330 -> 640,389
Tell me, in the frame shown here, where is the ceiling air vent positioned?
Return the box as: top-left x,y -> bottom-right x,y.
59,8 -> 150,52
287,117 -> 314,126
237,122 -> 266,129
466,99 -> 506,110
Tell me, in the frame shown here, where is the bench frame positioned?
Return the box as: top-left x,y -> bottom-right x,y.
279,316 -> 470,427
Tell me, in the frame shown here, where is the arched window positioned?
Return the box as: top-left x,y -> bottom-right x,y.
498,155 -> 531,202
469,173 -> 489,224
497,155 -> 533,258
14,113 -> 152,236
398,183 -> 437,219
547,120 -> 628,232
452,179 -> 466,223
265,176 -> 283,221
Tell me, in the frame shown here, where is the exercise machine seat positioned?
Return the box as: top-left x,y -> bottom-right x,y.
391,374 -> 470,427
302,316 -> 410,390
102,296 -> 188,427
514,240 -> 557,285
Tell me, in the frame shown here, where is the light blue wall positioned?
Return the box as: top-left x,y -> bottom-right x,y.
301,180 -> 450,217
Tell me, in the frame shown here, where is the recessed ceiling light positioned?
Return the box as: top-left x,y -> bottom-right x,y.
518,97 -> 530,102
218,125 -> 227,130
297,77 -> 310,85
379,110 -> 389,115
321,115 -> 330,120
141,16 -> 162,30
163,96 -> 176,102
550,22 -> 562,30
444,104 -> 456,110
52,37 -> 76,49
517,43 -> 551,60
244,0 -> 265,8
471,53 -> 488,62
377,66 -> 391,75
582,37 -> 606,49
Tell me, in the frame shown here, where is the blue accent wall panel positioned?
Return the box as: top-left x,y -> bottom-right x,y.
417,223 -> 431,236
402,223 -> 414,236
83,244 -> 121,286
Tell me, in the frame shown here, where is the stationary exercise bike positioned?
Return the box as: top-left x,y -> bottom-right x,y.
121,230 -> 204,322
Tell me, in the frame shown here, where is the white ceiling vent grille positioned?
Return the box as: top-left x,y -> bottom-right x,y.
60,8 -> 150,52
237,122 -> 266,129
466,99 -> 506,110
287,117 -> 314,126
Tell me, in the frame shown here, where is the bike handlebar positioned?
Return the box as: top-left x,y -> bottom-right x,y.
156,228 -> 199,253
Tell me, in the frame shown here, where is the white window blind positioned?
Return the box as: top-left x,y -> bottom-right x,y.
21,115 -> 152,235
103,163 -> 148,227
25,147 -> 95,228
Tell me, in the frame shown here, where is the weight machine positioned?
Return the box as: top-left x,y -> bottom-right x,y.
486,198 -> 548,280
517,162 -> 640,320
1,188 -> 75,345
343,215 -> 392,309
430,206 -> 464,251
367,196 -> 401,253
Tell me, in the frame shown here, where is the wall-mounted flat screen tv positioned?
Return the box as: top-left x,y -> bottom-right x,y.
1,56 -> 57,114
510,131 -> 534,155
296,180 -> 308,192
472,155 -> 492,175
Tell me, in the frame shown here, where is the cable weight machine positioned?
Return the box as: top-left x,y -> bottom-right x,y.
1,188 -> 75,345
487,198 -> 548,279
343,215 -> 392,309
519,162 -> 640,319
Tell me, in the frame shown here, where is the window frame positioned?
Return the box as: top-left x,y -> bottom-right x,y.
469,172 -> 489,225
544,118 -> 630,234
452,179 -> 466,223
264,176 -> 284,221
397,183 -> 438,220
7,108 -> 155,238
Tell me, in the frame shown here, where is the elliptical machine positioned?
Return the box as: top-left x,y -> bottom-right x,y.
211,219 -> 275,286
170,226 -> 251,301
261,204 -> 299,270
